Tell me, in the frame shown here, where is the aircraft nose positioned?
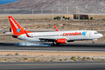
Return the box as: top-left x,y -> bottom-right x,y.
100,34 -> 103,37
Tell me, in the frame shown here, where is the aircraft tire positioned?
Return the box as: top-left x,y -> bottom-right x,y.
52,42 -> 60,46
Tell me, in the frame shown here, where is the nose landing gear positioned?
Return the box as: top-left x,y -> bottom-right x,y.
92,39 -> 97,44
92,41 -> 95,44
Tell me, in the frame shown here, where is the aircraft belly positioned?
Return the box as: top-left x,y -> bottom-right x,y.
26,38 -> 40,42
67,35 -> 87,40
37,36 -> 66,39
18,35 -> 40,42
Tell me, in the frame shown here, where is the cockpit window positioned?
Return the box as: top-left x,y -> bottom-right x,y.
94,32 -> 99,34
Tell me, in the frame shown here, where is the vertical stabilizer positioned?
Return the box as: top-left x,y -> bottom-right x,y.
8,16 -> 32,38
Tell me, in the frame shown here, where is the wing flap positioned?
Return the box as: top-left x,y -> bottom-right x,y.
39,38 -> 56,42
39,37 -> 67,42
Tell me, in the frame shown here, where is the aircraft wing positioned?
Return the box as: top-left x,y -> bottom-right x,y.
39,38 -> 56,42
39,36 -> 67,42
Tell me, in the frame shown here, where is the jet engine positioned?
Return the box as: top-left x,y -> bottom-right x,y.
56,38 -> 67,44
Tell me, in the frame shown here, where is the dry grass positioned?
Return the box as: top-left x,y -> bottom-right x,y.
0,51 -> 105,57
0,51 -> 105,62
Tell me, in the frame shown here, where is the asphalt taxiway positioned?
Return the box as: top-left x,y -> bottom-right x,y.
0,42 -> 105,52
0,61 -> 105,70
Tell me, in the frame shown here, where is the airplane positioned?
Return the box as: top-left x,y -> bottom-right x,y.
8,16 -> 103,45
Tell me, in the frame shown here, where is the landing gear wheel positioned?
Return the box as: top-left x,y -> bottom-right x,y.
92,41 -> 95,44
52,42 -> 59,46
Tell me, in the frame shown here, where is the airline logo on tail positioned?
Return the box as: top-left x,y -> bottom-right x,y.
17,28 -> 21,33
10,17 -> 21,33
10,18 -> 18,28
9,16 -> 32,38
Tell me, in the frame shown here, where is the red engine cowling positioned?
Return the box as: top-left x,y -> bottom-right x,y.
56,38 -> 67,44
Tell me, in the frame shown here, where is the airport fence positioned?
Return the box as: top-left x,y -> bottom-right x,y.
0,9 -> 72,14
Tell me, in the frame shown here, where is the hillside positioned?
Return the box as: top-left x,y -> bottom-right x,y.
0,0 -> 105,14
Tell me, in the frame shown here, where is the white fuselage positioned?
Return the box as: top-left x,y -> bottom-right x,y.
18,30 -> 103,42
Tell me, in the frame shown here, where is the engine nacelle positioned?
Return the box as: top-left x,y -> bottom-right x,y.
56,38 -> 67,44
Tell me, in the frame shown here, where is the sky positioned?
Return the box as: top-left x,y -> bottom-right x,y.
0,0 -> 18,5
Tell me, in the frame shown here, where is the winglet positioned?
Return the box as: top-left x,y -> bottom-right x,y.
54,25 -> 59,31
24,29 -> 30,37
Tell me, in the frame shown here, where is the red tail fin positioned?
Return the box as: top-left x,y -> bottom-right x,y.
8,16 -> 25,35
8,16 -> 31,37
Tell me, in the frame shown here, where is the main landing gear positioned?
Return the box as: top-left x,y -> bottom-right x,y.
52,41 -> 60,46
